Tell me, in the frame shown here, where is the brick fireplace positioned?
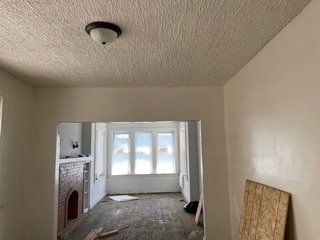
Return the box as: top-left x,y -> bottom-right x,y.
57,161 -> 86,235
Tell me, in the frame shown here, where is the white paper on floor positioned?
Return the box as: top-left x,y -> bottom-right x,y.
109,195 -> 139,202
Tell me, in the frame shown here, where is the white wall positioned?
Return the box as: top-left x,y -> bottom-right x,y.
186,121 -> 201,202
58,123 -> 82,158
179,122 -> 190,201
81,123 -> 92,156
90,123 -> 107,207
58,122 -> 93,158
181,121 -> 201,203
32,87 -> 230,240
224,0 -> 320,239
107,175 -> 180,194
0,71 -> 35,240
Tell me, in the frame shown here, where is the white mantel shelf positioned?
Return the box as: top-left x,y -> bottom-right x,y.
57,157 -> 93,164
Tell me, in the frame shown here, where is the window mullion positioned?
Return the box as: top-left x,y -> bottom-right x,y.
173,131 -> 178,173
152,132 -> 157,174
130,131 -> 135,174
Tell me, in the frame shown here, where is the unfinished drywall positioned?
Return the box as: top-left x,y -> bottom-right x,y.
33,87 -> 230,240
224,0 -> 320,239
0,70 -> 35,240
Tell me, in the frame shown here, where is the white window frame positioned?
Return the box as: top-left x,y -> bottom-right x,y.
0,90 -> 8,206
107,122 -> 179,176
94,123 -> 107,180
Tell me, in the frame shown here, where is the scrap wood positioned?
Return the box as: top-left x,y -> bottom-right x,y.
97,230 -> 119,238
97,226 -> 128,238
195,193 -> 203,225
84,228 -> 103,240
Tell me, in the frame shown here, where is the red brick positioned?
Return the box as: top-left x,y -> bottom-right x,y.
57,161 -> 85,234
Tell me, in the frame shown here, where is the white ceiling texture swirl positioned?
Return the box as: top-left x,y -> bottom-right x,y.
0,0 -> 310,87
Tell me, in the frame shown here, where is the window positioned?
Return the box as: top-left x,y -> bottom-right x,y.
111,133 -> 130,175
156,133 -> 175,174
135,132 -> 152,174
109,122 -> 178,176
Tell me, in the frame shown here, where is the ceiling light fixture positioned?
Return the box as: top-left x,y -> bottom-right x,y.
85,21 -> 122,45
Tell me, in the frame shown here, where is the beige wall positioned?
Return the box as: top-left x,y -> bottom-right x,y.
32,87 -> 230,240
0,71 -> 35,240
224,0 -> 320,239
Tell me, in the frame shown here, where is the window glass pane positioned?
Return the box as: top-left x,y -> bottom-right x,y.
111,133 -> 130,175
135,132 -> 152,174
156,133 -> 175,174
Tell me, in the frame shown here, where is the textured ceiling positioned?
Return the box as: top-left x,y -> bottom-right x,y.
0,0 -> 310,87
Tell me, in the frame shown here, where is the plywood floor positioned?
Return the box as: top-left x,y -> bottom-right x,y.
62,193 -> 204,240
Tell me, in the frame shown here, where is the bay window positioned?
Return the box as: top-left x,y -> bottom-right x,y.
109,123 -> 178,176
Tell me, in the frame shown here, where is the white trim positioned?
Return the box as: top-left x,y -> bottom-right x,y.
107,173 -> 179,178
108,121 -> 179,129
94,123 -> 107,179
130,132 -> 135,174
89,190 -> 108,208
57,157 -> 93,164
0,90 -> 8,207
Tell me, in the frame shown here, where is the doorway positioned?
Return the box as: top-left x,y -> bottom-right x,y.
55,120 -> 204,239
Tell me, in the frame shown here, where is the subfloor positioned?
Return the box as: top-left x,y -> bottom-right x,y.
62,193 -> 204,240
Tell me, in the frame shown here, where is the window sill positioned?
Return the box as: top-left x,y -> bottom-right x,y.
108,173 -> 179,178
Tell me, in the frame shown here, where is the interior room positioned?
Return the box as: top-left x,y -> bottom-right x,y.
0,0 -> 320,239
56,121 -> 203,239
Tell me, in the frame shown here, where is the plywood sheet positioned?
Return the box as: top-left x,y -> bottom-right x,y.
238,180 -> 290,240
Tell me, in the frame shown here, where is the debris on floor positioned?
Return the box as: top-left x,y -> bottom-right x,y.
98,226 -> 128,238
64,193 -> 202,239
184,201 -> 199,213
84,228 -> 103,240
188,230 -> 203,240
109,195 -> 139,202
84,226 -> 128,240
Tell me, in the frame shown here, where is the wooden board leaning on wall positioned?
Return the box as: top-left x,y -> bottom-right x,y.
238,180 -> 290,240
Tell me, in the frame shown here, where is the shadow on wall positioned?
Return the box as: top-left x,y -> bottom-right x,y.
285,197 -> 296,240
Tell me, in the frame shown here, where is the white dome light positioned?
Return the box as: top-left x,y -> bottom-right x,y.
85,22 -> 122,45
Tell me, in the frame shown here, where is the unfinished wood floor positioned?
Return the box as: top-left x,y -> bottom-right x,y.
62,193 -> 203,240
